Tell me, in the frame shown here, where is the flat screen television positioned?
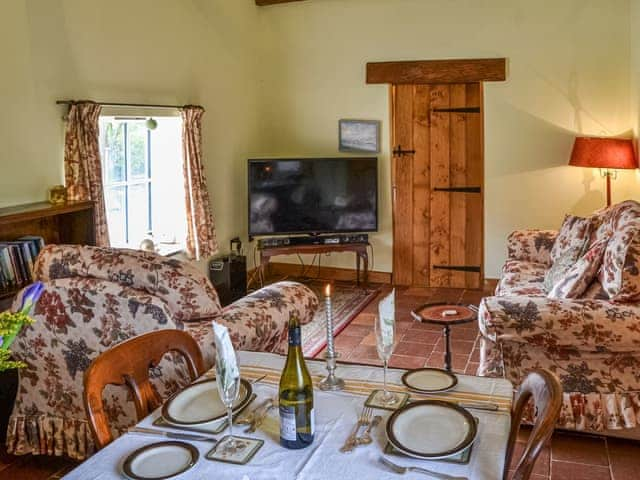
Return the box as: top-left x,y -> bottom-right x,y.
248,157 -> 378,236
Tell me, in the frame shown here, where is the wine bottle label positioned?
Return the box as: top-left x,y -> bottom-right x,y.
288,326 -> 301,346
279,406 -> 297,441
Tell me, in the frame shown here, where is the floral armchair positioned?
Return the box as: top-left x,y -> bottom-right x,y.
5,244 -> 318,459
479,201 -> 640,439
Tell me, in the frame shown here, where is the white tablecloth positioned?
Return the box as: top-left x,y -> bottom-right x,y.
64,351 -> 513,480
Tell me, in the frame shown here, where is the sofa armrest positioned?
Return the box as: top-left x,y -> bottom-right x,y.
219,281 -> 319,355
479,295 -> 640,352
507,230 -> 557,266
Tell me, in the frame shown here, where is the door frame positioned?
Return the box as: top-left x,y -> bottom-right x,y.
367,58 -> 506,287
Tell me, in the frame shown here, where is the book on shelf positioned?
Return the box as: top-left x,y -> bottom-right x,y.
0,236 -> 45,293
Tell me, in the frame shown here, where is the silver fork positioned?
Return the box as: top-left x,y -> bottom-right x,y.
379,456 -> 468,480
340,406 -> 372,452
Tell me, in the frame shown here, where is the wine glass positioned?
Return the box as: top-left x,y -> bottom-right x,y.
215,353 -> 244,454
375,314 -> 398,406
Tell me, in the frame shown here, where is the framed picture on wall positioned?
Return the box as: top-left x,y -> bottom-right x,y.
339,119 -> 380,153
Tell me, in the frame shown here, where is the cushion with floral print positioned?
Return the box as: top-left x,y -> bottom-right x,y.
550,214 -> 593,265
548,238 -> 609,299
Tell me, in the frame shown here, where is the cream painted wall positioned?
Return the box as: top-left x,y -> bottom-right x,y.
1,0 -> 638,280
0,0 -> 262,273
254,0 -> 636,278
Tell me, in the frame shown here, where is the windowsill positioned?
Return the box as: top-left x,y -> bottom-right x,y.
110,242 -> 186,257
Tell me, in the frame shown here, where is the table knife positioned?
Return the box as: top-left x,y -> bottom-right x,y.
128,426 -> 218,443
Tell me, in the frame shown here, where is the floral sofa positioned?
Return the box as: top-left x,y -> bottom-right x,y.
6,244 -> 318,459
479,200 -> 640,439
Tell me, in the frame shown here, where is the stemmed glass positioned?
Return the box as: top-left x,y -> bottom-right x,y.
375,314 -> 399,406
215,353 -> 245,455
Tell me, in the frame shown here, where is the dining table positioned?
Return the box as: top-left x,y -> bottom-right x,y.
63,351 -> 513,480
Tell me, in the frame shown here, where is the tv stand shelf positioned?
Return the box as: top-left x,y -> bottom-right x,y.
259,242 -> 369,286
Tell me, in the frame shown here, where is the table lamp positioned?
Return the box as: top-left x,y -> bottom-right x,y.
569,137 -> 637,206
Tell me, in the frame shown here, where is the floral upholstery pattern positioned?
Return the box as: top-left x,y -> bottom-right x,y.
34,244 -> 222,322
480,201 -> 640,438
550,214 -> 593,264
6,246 -> 319,459
495,260 -> 547,297
548,238 -> 609,299
506,230 -> 557,266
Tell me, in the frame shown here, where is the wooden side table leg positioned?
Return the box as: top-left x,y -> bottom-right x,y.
356,251 -> 361,286
362,251 -> 369,287
443,325 -> 452,372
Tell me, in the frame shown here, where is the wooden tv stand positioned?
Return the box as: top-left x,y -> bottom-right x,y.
259,242 -> 369,286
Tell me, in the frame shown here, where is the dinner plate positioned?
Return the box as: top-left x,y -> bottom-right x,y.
162,377 -> 252,425
122,441 -> 198,480
386,400 -> 477,459
401,368 -> 458,393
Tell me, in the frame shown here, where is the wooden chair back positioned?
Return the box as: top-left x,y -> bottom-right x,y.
83,329 -> 206,449
504,369 -> 563,480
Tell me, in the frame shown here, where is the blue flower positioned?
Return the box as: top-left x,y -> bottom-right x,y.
18,281 -> 44,315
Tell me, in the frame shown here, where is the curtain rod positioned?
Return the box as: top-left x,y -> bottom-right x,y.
55,100 -> 193,110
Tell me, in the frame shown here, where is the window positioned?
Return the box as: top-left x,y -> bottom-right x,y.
99,116 -> 187,253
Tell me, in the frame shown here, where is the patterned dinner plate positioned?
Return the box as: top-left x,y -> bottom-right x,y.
162,377 -> 252,425
401,368 -> 458,393
122,441 -> 198,480
386,400 -> 477,459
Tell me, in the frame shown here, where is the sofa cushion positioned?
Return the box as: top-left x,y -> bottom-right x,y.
550,214 -> 593,264
548,238 -> 608,299
496,260 -> 547,296
597,201 -> 640,301
33,244 -> 222,322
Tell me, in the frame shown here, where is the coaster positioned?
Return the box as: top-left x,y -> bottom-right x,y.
384,441 -> 473,465
153,394 -> 256,434
365,389 -> 410,411
206,436 -> 264,465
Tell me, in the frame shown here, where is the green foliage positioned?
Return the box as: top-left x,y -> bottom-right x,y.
0,349 -> 26,373
0,311 -> 35,371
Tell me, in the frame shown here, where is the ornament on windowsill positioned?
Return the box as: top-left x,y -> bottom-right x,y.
48,185 -> 67,205
145,117 -> 158,130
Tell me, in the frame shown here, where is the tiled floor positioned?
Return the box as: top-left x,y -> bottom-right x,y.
2,282 -> 639,479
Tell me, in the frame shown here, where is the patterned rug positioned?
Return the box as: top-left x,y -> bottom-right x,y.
300,280 -> 379,357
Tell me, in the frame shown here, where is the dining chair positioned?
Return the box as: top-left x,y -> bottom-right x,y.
83,329 -> 206,449
504,369 -> 563,480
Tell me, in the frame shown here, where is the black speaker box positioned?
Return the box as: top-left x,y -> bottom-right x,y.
209,254 -> 247,307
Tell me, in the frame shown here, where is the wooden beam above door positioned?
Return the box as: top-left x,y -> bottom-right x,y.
367,58 -> 506,84
255,0 -> 306,6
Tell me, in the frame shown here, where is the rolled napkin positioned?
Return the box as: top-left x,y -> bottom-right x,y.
377,289 -> 395,349
212,322 -> 240,389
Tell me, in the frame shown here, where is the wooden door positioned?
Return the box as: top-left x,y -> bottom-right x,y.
391,83 -> 483,288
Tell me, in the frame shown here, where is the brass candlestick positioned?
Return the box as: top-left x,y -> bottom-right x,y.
319,284 -> 345,391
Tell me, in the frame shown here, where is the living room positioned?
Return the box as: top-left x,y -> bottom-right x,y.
1,0 -> 639,479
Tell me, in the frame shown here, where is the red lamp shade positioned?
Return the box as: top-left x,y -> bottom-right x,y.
569,137 -> 637,170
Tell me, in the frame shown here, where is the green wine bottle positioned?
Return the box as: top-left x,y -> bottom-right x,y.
279,313 -> 315,449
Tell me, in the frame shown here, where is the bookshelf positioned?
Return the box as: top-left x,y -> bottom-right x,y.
0,200 -> 96,308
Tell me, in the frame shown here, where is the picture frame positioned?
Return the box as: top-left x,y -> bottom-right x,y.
339,119 -> 380,153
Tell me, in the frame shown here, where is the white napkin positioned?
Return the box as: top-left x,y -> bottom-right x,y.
377,289 -> 395,349
212,322 -> 240,388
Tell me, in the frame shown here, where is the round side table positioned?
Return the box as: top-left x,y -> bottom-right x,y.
411,303 -> 478,372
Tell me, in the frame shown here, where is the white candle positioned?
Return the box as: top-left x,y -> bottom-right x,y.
325,284 -> 335,358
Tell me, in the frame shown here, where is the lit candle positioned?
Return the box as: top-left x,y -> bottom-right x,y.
324,284 -> 334,358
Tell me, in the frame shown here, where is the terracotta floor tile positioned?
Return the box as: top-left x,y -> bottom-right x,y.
351,312 -> 375,325
340,324 -> 372,339
359,331 -> 377,346
389,354 -> 426,369
395,321 -> 414,333
395,341 -> 430,357
551,433 -> 609,466
607,437 -> 640,480
451,354 -> 469,372
349,344 -> 380,360
510,441 -> 551,476
333,334 -> 362,351
452,328 -> 480,341
465,362 -> 480,375
551,461 -> 611,480
401,330 -> 440,344
450,340 -> 475,354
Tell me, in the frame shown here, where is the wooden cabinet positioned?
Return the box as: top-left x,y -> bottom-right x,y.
0,201 -> 95,308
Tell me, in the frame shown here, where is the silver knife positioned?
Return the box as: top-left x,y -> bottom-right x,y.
128,426 -> 218,443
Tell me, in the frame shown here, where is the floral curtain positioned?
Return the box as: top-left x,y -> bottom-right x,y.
181,105 -> 218,259
64,102 -> 110,247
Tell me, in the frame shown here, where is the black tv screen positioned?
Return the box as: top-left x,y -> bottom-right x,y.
248,157 -> 378,236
